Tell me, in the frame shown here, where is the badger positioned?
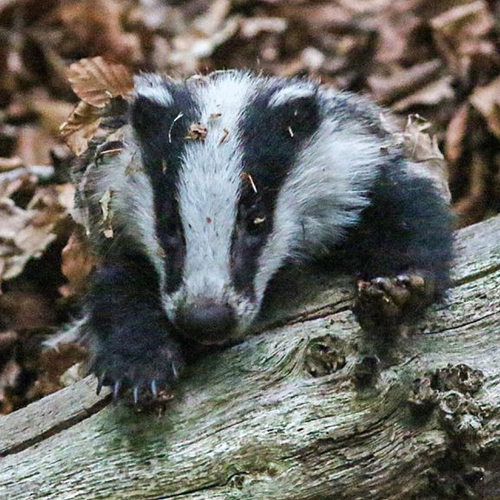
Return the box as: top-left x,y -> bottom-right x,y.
71,70 -> 453,402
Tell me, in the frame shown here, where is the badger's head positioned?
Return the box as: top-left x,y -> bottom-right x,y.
125,71 -> 381,346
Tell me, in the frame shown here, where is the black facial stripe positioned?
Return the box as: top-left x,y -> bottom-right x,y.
231,81 -> 322,296
130,81 -> 200,293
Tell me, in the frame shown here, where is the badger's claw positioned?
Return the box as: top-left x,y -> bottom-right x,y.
133,385 -> 140,405
355,272 -> 435,332
151,379 -> 158,397
96,371 -> 107,395
113,379 -> 122,400
90,340 -> 183,405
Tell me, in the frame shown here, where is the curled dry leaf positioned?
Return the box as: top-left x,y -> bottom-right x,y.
61,57 -> 135,156
185,123 -> 208,141
66,56 -> 134,108
393,114 -> 451,203
59,101 -> 102,156
99,188 -> 114,239
59,362 -> 86,388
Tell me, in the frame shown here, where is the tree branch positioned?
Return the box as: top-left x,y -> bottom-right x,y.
1,216 -> 499,500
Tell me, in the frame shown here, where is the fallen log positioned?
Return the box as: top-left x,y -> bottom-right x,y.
0,214 -> 499,500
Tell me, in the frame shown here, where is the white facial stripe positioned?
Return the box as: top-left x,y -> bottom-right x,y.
254,115 -> 382,299
115,150 -> 165,282
79,133 -> 165,289
134,74 -> 174,107
177,72 -> 255,300
268,83 -> 316,107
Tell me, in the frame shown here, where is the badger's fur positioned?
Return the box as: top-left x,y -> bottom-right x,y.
73,70 -> 453,398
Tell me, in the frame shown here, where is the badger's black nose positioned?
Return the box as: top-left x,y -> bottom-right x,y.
175,301 -> 236,344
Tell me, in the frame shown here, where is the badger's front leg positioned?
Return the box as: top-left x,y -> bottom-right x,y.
355,272 -> 438,332
348,171 -> 454,335
87,256 -> 184,401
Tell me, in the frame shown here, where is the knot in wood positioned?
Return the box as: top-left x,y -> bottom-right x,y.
432,363 -> 484,395
303,334 -> 347,378
438,391 -> 484,440
407,376 -> 439,415
354,355 -> 380,387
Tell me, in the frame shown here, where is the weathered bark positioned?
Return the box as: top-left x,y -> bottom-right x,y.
0,215 -> 499,500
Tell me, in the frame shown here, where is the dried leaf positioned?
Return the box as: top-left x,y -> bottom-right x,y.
240,17 -> 288,38
376,4 -> 423,66
59,101 -> 102,155
34,343 -> 88,399
368,60 -> 443,105
0,291 -> 56,330
431,1 -> 496,76
67,57 -> 134,108
0,184 -> 70,281
169,3 -> 240,74
185,123 -> 208,141
0,352 -> 21,415
445,103 -> 470,165
99,188 -> 114,239
0,157 -> 23,172
58,0 -> 142,64
194,0 -> 232,36
26,94 -> 75,135
470,76 -> 500,139
14,126 -> 59,167
452,153 -> 490,227
60,231 -> 98,296
393,114 -> 451,202
59,362 -> 85,387
391,76 -> 454,112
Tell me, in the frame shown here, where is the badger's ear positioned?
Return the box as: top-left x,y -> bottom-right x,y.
268,84 -> 317,108
130,95 -> 167,138
267,83 -> 321,140
129,75 -> 175,138
133,74 -> 175,107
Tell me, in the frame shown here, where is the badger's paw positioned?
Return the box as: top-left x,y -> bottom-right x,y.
90,338 -> 184,405
355,273 -> 435,332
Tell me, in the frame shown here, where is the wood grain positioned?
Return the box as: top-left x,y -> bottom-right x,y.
0,215 -> 499,500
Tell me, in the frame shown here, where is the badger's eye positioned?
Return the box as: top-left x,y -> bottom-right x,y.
158,212 -> 182,246
164,218 -> 179,237
246,214 -> 267,235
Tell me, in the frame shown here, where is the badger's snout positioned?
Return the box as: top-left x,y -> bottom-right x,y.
174,300 -> 237,345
